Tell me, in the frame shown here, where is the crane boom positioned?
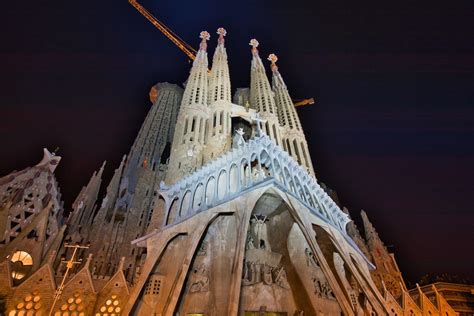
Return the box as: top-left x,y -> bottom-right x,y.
293,98 -> 315,107
129,0 -> 197,61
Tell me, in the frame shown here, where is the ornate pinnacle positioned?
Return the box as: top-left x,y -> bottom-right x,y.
249,38 -> 259,48
267,53 -> 279,72
200,31 -> 211,41
217,27 -> 227,45
249,38 -> 259,56
267,53 -> 278,64
199,31 -> 210,50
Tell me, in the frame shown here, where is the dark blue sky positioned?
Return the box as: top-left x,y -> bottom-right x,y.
0,0 -> 473,283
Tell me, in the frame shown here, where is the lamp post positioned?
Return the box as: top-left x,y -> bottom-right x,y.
49,242 -> 90,316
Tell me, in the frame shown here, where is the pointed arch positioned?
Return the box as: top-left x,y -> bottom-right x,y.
166,197 -> 180,225
217,169 -> 227,200
180,191 -> 192,217
192,183 -> 204,211
229,163 -> 239,193
205,176 -> 216,206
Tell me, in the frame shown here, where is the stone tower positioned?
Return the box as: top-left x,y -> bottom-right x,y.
269,53 -> 315,176
64,161 -> 105,242
166,31 -> 211,183
0,149 -> 64,283
204,27 -> 233,162
56,81 -> 185,284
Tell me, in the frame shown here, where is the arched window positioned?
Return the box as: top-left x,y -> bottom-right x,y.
10,250 -> 33,280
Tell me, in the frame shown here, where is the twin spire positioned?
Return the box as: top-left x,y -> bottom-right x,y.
185,28 -> 298,117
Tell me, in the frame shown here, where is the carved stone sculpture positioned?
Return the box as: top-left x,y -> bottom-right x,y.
273,266 -> 290,289
197,240 -> 208,256
305,247 -> 319,267
246,235 -> 255,250
189,264 -> 209,293
262,264 -> 273,285
313,277 -> 335,299
250,214 -> 269,250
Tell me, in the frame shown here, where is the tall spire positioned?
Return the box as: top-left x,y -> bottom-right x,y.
166,31 -> 212,182
249,39 -> 277,115
248,39 -> 282,147
360,210 -> 407,296
181,31 -> 210,107
68,161 -> 105,229
209,27 -> 231,103
361,210 -> 380,247
268,53 -> 302,131
268,53 -> 314,175
126,82 -> 183,177
92,155 -> 126,224
204,27 -> 233,162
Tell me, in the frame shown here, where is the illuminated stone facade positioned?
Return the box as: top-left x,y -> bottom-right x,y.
0,28 -> 463,315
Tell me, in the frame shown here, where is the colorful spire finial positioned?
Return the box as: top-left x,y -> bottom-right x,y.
217,27 -> 227,45
199,31 -> 210,50
249,39 -> 259,48
267,53 -> 279,72
249,38 -> 259,55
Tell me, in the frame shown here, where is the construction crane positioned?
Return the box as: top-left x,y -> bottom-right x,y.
128,0 -> 315,107
128,0 -> 197,61
293,98 -> 315,107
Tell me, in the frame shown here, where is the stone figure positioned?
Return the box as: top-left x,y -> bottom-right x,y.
232,128 -> 246,149
246,235 -> 255,250
251,215 -> 268,250
262,264 -> 273,285
243,261 -> 259,285
243,260 -> 249,281
305,247 -> 319,267
273,266 -> 290,289
313,278 -> 322,297
159,180 -> 168,190
252,167 -> 266,181
254,262 -> 262,283
321,281 -> 335,299
189,264 -> 209,293
197,240 -> 208,256
313,277 -> 335,299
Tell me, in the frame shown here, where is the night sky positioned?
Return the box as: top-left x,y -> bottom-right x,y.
1,0 -> 473,284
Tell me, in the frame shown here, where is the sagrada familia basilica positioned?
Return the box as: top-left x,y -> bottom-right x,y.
0,28 -> 466,315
